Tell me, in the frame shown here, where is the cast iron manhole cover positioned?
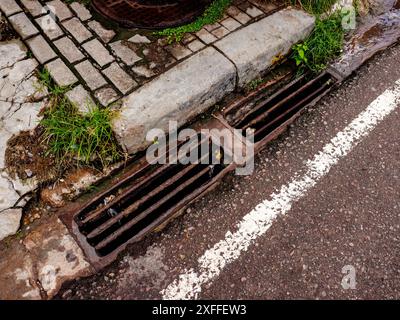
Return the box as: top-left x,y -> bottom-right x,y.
92,0 -> 213,29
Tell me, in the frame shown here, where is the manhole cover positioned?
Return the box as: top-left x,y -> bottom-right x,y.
92,0 -> 213,29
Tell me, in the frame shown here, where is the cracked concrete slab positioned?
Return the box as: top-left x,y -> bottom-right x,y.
0,38 -> 47,236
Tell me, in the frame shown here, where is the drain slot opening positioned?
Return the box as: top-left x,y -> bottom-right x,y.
235,73 -> 334,143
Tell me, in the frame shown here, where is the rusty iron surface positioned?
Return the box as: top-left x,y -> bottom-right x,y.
92,0 -> 213,29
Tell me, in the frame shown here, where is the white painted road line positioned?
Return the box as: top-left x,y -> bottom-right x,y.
161,79 -> 400,300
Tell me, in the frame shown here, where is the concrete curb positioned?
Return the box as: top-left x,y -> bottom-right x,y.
112,8 -> 315,155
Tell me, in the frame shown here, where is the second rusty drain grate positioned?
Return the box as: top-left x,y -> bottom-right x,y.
92,0 -> 213,29
223,72 -> 336,150
60,71 -> 338,270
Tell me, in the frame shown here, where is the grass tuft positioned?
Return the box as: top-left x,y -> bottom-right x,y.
41,98 -> 121,167
291,13 -> 345,73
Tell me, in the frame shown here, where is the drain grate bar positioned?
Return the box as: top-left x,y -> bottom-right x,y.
94,164 -> 215,252
226,72 -> 336,145
86,152 -> 211,241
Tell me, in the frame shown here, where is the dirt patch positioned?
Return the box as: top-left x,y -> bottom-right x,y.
0,18 -> 17,41
5,127 -> 58,184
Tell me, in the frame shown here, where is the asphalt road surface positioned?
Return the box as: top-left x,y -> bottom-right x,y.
59,43 -> 400,300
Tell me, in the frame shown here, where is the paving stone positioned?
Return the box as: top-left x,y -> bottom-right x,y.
66,85 -> 94,114
95,86 -> 119,106
214,8 -> 315,86
166,44 -> 192,60
9,12 -> 39,39
82,39 -> 114,67
0,0 -> 22,16
110,41 -> 142,66
128,34 -> 151,44
103,63 -> 137,94
54,36 -> 84,63
248,0 -> 277,13
226,6 -> 251,25
187,40 -> 206,52
36,14 -> 64,40
62,17 -> 92,43
26,35 -> 57,64
181,33 -> 196,45
246,5 -> 264,17
87,20 -> 116,43
75,60 -> 107,90
21,0 -> 44,17
195,29 -> 218,44
45,59 -> 77,87
221,17 -> 242,31
204,22 -> 221,32
46,0 -> 73,21
211,26 -> 230,38
112,47 -> 236,154
70,2 -> 92,21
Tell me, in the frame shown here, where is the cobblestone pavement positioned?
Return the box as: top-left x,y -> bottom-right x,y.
0,0 -> 281,110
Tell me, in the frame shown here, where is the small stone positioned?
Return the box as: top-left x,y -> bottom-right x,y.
66,85 -> 94,114
36,14 -> 64,40
62,17 -> 92,43
75,60 -> 107,90
27,35 -> 57,64
0,0 -> 22,16
110,41 -> 142,66
46,0 -> 73,21
20,0 -> 43,17
25,169 -> 33,178
83,39 -> 114,67
128,34 -> 151,44
95,86 -> 119,106
9,13 -> 39,39
0,208 -> 22,241
70,2 -> 92,21
54,37 -> 85,63
87,20 -> 116,43
102,63 -> 137,94
241,277 -> 247,282
45,59 -> 77,87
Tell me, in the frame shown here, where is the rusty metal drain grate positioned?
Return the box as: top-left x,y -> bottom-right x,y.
223,72 -> 337,149
92,0 -> 213,29
61,128 -> 230,269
